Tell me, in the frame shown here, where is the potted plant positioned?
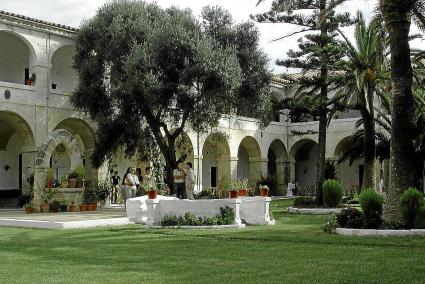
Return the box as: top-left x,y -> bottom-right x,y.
39,188 -> 55,213
259,184 -> 270,197
68,171 -> 78,188
83,186 -> 96,211
59,200 -> 68,212
224,182 -> 238,199
75,164 -> 85,188
143,179 -> 157,199
46,168 -> 54,188
51,200 -> 60,213
25,73 -> 36,85
95,181 -> 110,209
236,178 -> 249,197
69,201 -> 78,212
60,176 -> 67,188
24,202 -> 34,214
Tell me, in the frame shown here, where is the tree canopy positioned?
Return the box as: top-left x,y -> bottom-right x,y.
71,1 -> 272,189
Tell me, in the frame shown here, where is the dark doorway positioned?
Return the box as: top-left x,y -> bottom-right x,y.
359,165 -> 364,188
19,154 -> 22,189
211,166 -> 217,188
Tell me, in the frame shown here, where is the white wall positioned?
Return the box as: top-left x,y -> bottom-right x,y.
0,133 -> 21,190
0,32 -> 29,84
296,144 -> 317,187
336,159 -> 362,190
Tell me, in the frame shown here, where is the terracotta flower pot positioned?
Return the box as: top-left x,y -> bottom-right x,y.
260,188 -> 269,197
40,203 -> 50,213
69,205 -> 77,212
148,190 -> 157,199
76,180 -> 84,188
46,180 -> 54,188
88,203 -> 97,211
25,79 -> 32,86
238,189 -> 247,197
25,207 -> 34,214
68,179 -> 77,188
79,204 -> 87,211
229,190 -> 239,199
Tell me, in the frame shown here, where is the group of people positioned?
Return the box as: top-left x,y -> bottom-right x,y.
110,166 -> 153,204
109,161 -> 197,205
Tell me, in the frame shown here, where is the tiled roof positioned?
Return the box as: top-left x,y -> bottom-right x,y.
0,10 -> 78,32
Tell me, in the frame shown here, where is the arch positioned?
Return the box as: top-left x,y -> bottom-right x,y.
202,132 -> 231,189
289,139 -> 318,195
237,136 -> 262,184
54,117 -> 95,152
35,129 -> 83,170
50,45 -> 77,92
267,139 -> 289,195
0,31 -> 37,84
0,111 -> 35,193
333,135 -> 363,192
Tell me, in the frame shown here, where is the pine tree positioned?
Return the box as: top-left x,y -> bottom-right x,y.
254,0 -> 353,205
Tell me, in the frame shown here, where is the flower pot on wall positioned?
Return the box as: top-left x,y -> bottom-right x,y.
40,203 -> 50,213
260,188 -> 269,197
46,180 -> 54,188
25,207 -> 34,214
68,178 -> 77,188
25,79 -> 32,86
69,205 -> 78,212
229,190 -> 238,199
76,180 -> 84,188
148,190 -> 157,200
238,189 -> 247,197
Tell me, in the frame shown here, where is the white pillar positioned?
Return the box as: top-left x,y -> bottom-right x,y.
145,199 -> 160,226
193,155 -> 202,193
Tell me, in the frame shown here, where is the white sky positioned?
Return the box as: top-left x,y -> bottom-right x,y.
0,0 -> 422,73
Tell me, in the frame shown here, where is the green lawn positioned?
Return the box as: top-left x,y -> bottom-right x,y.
1,199 -> 424,283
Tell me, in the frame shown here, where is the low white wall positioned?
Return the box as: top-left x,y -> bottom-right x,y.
126,195 -> 178,223
239,197 -> 275,225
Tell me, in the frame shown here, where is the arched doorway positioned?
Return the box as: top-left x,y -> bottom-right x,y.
267,139 -> 289,195
237,136 -> 262,186
289,139 -> 318,195
51,45 -> 77,92
0,31 -> 35,85
334,136 -> 363,194
0,111 -> 35,207
202,132 -> 231,190
54,118 -> 96,182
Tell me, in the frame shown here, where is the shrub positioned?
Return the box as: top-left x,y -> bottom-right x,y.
160,207 -> 235,227
322,179 -> 343,208
400,187 -> 424,229
184,212 -> 202,226
322,213 -> 338,234
358,188 -> 384,229
415,206 -> 425,229
293,196 -> 316,208
336,207 -> 364,229
160,214 -> 179,226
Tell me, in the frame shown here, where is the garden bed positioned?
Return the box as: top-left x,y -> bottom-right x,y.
288,207 -> 341,215
336,228 -> 425,237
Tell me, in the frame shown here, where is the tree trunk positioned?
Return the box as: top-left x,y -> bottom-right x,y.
380,0 -> 415,223
361,85 -> 376,190
316,0 -> 328,206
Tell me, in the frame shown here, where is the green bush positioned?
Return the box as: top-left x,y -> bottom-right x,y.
160,207 -> 235,227
415,206 -> 425,229
293,196 -> 316,208
358,188 -> 384,229
400,187 -> 424,229
322,179 -> 343,208
336,207 -> 364,229
322,213 -> 338,234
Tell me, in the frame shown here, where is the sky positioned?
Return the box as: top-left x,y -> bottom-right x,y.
0,0 -> 422,73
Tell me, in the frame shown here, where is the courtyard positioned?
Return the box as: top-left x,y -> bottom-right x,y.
1,199 -> 425,283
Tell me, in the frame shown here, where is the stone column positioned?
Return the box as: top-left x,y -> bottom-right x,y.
32,166 -> 49,211
276,159 -> 287,196
217,156 -> 232,187
248,158 -> 267,184
228,198 -> 242,226
145,199 -> 160,226
193,155 -> 203,193
228,156 -> 239,182
288,161 -> 296,184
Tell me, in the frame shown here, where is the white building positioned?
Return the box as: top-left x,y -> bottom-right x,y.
0,11 -> 382,207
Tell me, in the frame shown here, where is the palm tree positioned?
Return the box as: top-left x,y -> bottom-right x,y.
379,0 -> 425,222
335,13 -> 387,189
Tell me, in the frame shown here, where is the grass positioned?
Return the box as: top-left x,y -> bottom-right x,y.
1,199 -> 425,283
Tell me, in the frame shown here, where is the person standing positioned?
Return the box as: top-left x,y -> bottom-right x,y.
110,171 -> 121,204
184,162 -> 196,200
135,168 -> 143,196
173,162 -> 186,199
123,167 -> 137,207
